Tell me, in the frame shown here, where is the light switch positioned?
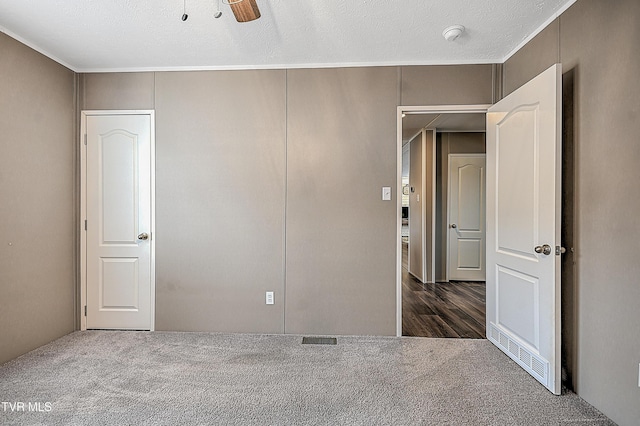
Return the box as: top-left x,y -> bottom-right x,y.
382,187 -> 392,201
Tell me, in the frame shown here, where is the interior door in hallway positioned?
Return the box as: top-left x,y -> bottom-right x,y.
447,154 -> 486,281
486,64 -> 562,394
83,112 -> 154,330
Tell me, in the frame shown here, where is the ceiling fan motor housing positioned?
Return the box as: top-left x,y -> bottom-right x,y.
229,0 -> 261,22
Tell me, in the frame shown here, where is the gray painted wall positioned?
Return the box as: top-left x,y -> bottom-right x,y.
503,1 -> 640,424
401,65 -> 494,105
155,71 -> 287,333
77,64 -> 493,337
0,33 -> 76,364
81,72 -> 155,110
285,67 -> 398,335
82,71 -> 288,333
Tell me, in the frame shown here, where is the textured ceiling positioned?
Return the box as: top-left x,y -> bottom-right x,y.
0,0 -> 575,72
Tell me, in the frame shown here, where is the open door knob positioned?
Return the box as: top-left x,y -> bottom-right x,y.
138,233 -> 149,241
451,224 -> 457,229
534,244 -> 552,255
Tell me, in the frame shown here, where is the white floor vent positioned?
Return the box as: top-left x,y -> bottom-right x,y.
489,323 -> 548,387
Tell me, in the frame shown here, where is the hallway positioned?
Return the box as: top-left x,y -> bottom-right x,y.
402,242 -> 486,338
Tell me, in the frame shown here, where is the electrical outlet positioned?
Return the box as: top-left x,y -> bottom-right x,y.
266,291 -> 274,305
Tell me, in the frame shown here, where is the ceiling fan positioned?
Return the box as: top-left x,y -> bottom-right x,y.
226,0 -> 261,22
182,0 -> 261,23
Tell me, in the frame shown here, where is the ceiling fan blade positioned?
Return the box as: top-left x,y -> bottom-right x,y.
229,0 -> 261,22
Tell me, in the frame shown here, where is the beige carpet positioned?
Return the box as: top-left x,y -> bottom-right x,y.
0,331 -> 614,425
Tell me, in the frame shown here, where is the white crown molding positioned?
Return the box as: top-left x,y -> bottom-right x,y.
75,58 -> 498,74
0,26 -> 77,72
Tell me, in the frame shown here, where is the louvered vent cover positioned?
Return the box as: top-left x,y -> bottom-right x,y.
489,323 -> 548,386
302,337 -> 337,345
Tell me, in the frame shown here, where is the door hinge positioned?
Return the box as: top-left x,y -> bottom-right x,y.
84,220 -> 87,231
84,134 -> 87,145
84,305 -> 87,316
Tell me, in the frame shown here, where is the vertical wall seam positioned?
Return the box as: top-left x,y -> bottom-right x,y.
557,17 -> 562,64
397,66 -> 403,106
494,63 -> 504,102
492,64 -> 495,104
153,72 -> 157,109
283,69 -> 288,334
79,73 -> 84,111
500,63 -> 504,101
73,72 -> 80,330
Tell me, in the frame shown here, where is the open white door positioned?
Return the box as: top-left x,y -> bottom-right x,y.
486,64 -> 562,394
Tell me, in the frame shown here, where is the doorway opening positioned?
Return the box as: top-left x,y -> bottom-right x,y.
396,105 -> 490,338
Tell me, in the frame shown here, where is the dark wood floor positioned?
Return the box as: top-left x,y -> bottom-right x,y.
402,242 -> 486,338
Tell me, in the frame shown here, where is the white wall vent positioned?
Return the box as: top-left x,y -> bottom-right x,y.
488,323 -> 548,387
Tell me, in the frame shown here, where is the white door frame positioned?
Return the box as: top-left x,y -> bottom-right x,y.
396,104 -> 491,336
80,110 -> 156,331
